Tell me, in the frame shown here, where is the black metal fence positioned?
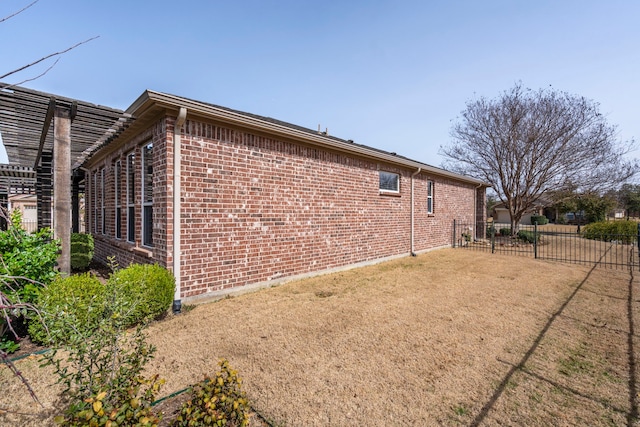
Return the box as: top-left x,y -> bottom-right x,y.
453,220 -> 640,270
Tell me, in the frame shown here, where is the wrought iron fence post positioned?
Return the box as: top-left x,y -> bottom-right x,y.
491,224 -> 495,254
637,223 -> 640,270
453,219 -> 457,248
534,223 -> 538,259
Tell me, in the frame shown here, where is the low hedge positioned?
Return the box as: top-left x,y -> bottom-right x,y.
29,273 -> 106,345
530,214 -> 549,225
582,221 -> 638,244
517,230 -> 540,244
70,233 -> 94,271
108,263 -> 175,325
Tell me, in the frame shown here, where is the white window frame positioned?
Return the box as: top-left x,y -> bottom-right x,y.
141,142 -> 153,247
126,152 -> 135,243
379,171 -> 400,193
427,180 -> 434,214
115,160 -> 122,239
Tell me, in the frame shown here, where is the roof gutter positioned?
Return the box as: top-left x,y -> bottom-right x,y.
132,91 -> 487,187
172,107 -> 187,314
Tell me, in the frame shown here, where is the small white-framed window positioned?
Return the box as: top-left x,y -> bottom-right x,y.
100,168 -> 106,235
141,142 -> 153,247
427,180 -> 434,214
379,171 -> 400,193
126,152 -> 135,243
115,160 -> 122,239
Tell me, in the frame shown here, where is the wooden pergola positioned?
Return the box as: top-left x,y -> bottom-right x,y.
0,84 -> 132,273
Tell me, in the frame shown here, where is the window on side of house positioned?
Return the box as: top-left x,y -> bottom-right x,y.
427,180 -> 434,214
100,168 -> 106,234
141,143 -> 153,247
93,171 -> 98,233
126,152 -> 135,243
379,171 -> 399,193
115,160 -> 122,239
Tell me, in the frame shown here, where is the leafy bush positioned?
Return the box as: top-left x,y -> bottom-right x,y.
42,276 -> 164,426
107,264 -> 175,326
530,214 -> 549,225
517,230 -> 540,244
46,322 -> 163,427
0,209 -> 59,304
172,359 -> 250,427
485,225 -> 495,238
70,233 -> 94,271
499,228 -> 511,236
28,274 -> 106,345
582,220 -> 638,244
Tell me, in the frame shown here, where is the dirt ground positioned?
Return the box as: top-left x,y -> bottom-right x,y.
2,248 -> 639,426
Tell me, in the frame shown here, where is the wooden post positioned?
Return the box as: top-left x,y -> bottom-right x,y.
54,106 -> 71,275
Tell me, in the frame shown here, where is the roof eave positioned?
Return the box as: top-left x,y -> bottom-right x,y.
99,90 -> 488,186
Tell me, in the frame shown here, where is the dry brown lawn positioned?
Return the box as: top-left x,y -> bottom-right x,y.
2,248 -> 640,426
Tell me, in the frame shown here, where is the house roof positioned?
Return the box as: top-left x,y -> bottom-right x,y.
80,89 -> 488,186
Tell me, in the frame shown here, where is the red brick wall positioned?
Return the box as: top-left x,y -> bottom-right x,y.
86,114 -> 481,300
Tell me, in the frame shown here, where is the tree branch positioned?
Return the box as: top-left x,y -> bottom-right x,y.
0,35 -> 99,80
0,0 -> 39,24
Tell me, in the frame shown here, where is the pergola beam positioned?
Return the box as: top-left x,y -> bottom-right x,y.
34,96 -> 55,170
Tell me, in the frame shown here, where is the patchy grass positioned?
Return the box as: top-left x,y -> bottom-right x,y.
2,249 -> 639,426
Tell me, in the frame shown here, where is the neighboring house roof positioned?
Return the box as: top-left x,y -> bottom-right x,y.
79,90 -> 488,186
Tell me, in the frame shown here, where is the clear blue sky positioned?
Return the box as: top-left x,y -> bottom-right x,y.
2,0 -> 639,168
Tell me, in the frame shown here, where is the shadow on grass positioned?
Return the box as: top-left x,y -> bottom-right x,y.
470,248 -> 639,426
627,261 -> 638,425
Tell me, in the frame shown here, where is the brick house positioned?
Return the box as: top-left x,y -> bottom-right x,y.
79,90 -> 487,309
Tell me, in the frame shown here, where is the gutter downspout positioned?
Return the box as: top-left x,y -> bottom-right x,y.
173,107 -> 187,314
473,183 -> 483,240
411,168 -> 422,256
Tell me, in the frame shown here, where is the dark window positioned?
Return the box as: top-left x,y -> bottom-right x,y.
101,168 -> 106,235
115,160 -> 122,239
126,152 -> 135,243
93,171 -> 98,233
142,143 -> 153,247
427,180 -> 434,214
379,171 -> 399,192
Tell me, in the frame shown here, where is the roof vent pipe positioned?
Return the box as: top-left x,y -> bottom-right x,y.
172,107 -> 187,314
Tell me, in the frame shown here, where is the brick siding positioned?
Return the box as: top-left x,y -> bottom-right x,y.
86,114 -> 482,300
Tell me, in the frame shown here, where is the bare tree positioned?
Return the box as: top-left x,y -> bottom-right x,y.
1,0 -> 98,89
441,83 -> 638,233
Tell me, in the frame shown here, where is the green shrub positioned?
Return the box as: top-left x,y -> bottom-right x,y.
46,321 -> 163,427
485,225 -> 495,238
107,264 -> 175,326
0,209 -> 59,304
499,227 -> 511,236
530,214 -> 549,225
28,274 -> 106,345
582,220 -> 638,244
517,230 -> 540,244
70,233 -> 94,271
172,359 -> 249,427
